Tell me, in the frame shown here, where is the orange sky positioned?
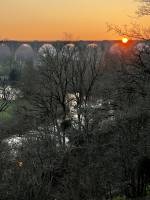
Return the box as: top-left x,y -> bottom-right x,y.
0,0 -> 149,40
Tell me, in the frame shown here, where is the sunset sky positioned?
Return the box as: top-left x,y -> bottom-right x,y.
0,0 -> 149,41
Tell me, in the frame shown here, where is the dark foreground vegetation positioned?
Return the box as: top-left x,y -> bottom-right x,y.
0,40 -> 150,200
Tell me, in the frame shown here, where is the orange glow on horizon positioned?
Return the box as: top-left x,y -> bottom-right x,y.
0,0 -> 149,40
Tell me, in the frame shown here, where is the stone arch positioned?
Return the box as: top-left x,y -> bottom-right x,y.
38,44 -> 57,57
15,44 -> 34,61
86,43 -> 102,63
61,43 -> 77,58
0,43 -> 11,61
87,43 -> 98,48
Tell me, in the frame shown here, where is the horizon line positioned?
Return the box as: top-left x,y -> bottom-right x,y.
0,39 -> 138,42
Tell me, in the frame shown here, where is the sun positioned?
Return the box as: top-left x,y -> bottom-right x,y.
122,37 -> 129,44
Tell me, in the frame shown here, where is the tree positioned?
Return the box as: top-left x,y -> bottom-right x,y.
105,38 -> 150,198
9,43 -> 121,200
1,41 -> 150,199
0,76 -> 12,112
136,0 -> 150,16
107,0 -> 150,40
9,68 -> 21,84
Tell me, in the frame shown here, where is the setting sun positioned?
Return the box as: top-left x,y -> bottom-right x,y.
122,37 -> 129,44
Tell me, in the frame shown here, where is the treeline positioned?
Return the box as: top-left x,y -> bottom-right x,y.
0,43 -> 150,200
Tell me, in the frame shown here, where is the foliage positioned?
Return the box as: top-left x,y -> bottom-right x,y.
0,42 -> 150,200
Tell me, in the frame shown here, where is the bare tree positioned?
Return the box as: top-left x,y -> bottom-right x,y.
107,0 -> 150,40
107,22 -> 150,40
0,76 -> 12,112
23,44 -> 104,149
136,0 -> 150,16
